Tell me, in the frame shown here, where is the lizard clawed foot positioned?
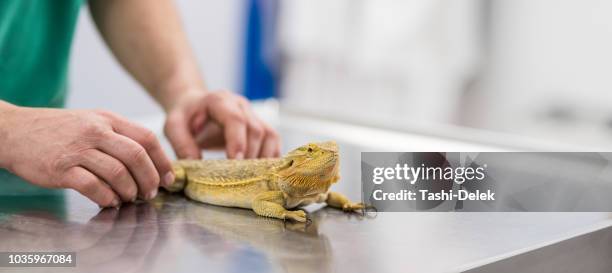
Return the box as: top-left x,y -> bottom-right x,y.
342,202 -> 365,212
284,210 -> 308,222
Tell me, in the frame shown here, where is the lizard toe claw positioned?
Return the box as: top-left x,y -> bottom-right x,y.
343,202 -> 365,212
284,210 -> 308,222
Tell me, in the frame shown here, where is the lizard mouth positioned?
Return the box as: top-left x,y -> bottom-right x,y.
322,155 -> 340,177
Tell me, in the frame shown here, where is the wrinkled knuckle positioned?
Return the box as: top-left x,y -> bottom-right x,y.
81,123 -> 97,134
249,124 -> 264,139
130,146 -> 148,162
83,123 -> 108,138
49,157 -> 69,175
139,129 -> 158,150
109,165 -> 128,181
49,152 -> 84,175
77,178 -> 98,195
79,148 -> 97,158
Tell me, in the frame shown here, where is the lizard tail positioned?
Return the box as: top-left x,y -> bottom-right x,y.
163,163 -> 187,193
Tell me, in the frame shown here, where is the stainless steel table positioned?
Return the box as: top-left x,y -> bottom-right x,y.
1,115 -> 611,273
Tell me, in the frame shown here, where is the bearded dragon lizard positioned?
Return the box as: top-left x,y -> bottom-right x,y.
163,141 -> 364,222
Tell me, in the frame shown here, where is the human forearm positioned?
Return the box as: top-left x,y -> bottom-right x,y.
89,0 -> 205,112
0,101 -> 19,170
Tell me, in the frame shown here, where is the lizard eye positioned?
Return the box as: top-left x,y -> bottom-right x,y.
307,147 -> 313,152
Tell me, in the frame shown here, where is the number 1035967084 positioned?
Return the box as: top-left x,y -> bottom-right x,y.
1,252 -> 75,267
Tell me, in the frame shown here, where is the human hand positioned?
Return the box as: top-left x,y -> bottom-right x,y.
164,90 -> 281,159
0,104 -> 174,207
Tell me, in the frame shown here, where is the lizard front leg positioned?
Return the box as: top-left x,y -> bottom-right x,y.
326,192 -> 365,212
163,164 -> 187,193
252,191 -> 307,222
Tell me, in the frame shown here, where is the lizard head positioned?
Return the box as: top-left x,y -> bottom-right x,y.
277,141 -> 340,196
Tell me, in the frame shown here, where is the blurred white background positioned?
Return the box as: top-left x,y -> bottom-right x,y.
278,0 -> 612,149
473,0 -> 612,146
279,0 -> 482,123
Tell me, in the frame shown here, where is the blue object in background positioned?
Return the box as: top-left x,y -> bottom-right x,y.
242,0 -> 278,100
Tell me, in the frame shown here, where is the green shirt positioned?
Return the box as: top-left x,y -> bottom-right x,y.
0,0 -> 83,107
0,0 -> 83,196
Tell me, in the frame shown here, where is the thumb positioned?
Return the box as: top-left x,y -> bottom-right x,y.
164,111 -> 201,159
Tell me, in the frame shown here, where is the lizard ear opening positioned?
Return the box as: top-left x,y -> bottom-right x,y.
279,159 -> 294,170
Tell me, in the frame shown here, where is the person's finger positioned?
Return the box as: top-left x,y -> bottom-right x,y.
65,166 -> 120,207
164,111 -> 201,159
79,149 -> 138,202
238,103 -> 264,159
195,121 -> 225,149
190,111 -> 206,135
260,124 -> 281,158
212,100 -> 247,159
96,132 -> 160,200
103,113 -> 175,187
271,128 -> 281,157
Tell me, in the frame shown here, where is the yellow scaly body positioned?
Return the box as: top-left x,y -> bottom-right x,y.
164,141 -> 363,222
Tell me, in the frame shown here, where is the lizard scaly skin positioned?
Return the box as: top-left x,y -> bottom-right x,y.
163,141 -> 364,222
